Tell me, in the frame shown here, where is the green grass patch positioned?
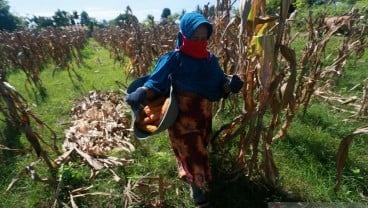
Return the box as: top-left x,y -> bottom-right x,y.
273,102 -> 368,202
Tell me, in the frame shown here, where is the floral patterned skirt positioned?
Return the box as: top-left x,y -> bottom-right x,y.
168,90 -> 212,188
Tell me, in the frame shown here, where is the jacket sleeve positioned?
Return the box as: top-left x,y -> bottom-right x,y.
143,51 -> 177,95
211,55 -> 231,101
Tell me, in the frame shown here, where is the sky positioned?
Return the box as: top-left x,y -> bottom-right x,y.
7,0 -> 226,22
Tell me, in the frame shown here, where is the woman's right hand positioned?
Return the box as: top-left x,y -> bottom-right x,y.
125,87 -> 147,110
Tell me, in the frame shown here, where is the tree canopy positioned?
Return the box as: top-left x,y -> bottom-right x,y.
112,13 -> 139,26
25,10 -> 92,29
27,16 -> 54,28
0,0 -> 21,31
52,9 -> 70,27
161,8 -> 171,18
80,11 -> 91,26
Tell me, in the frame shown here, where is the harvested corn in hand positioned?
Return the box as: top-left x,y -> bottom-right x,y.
135,96 -> 170,133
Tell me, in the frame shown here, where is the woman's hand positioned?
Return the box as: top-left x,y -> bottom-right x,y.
229,75 -> 243,93
125,87 -> 147,110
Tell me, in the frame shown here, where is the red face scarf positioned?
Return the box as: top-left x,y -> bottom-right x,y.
179,34 -> 210,59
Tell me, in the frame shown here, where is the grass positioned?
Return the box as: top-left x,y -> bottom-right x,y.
1,37 -> 368,208
0,40 -> 126,207
273,105 -> 366,202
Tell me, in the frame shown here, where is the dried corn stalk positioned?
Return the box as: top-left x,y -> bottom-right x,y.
0,27 -> 88,172
122,174 -> 171,208
0,78 -> 57,168
211,0 -> 367,187
93,22 -> 177,78
0,28 -> 87,91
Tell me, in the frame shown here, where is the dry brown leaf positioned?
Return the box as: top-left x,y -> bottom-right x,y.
335,125 -> 368,191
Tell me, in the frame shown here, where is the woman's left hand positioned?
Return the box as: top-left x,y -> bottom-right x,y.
229,75 -> 244,93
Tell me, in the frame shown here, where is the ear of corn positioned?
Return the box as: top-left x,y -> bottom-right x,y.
136,97 -> 170,133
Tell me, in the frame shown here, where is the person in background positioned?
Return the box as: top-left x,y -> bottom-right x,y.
125,12 -> 243,207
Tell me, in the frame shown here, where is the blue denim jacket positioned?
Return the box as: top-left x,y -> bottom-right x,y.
144,51 -> 228,102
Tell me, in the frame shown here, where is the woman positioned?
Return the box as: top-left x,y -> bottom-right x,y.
125,12 -> 243,207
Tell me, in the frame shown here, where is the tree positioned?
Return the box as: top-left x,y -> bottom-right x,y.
160,8 -> 171,25
113,13 -> 138,26
161,8 -> 171,18
72,11 -> 79,20
207,5 -> 215,17
80,11 -> 90,26
28,16 -> 54,28
98,20 -> 109,28
52,9 -> 70,27
144,14 -> 155,27
70,10 -> 79,25
0,0 -> 20,31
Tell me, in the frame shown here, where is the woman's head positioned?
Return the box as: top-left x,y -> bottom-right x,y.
179,12 -> 213,40
176,12 -> 212,59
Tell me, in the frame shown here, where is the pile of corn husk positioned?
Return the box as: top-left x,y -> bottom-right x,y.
57,91 -> 172,207
57,90 -> 135,179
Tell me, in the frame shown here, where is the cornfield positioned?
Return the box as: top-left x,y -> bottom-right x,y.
0,0 -> 367,207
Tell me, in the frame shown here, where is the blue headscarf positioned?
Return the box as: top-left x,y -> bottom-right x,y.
176,12 -> 213,48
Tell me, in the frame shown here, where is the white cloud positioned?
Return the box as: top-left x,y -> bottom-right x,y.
84,8 -> 121,21
13,11 -> 54,18
133,9 -> 161,22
